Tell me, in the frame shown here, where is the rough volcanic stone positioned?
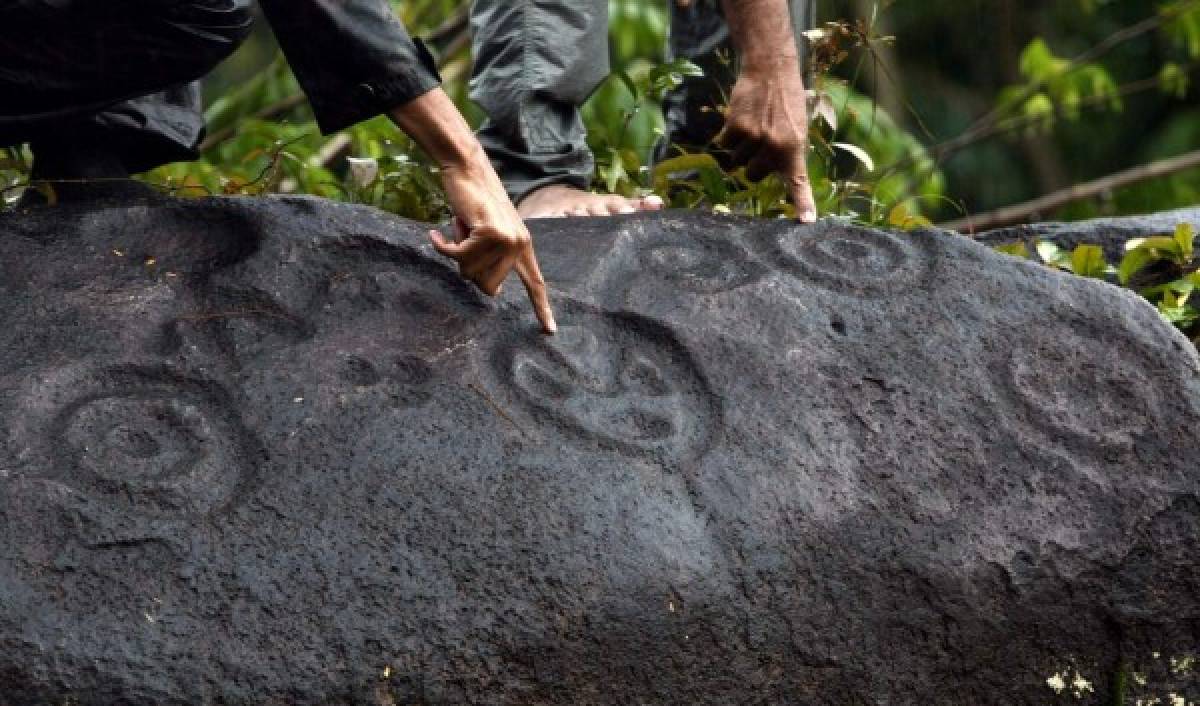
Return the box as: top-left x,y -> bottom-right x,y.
0,195 -> 1198,705
977,207 -> 1200,262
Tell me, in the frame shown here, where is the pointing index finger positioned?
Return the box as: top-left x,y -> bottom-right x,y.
514,246 -> 556,334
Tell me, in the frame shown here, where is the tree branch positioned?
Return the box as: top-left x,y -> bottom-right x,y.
941,148 -> 1200,233
199,93 -> 307,153
877,0 -> 1200,176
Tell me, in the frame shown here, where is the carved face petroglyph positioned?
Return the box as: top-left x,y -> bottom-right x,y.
479,300 -> 720,463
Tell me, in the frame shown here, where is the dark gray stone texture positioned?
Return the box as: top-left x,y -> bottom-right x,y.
977,206 -> 1200,262
0,195 -> 1198,705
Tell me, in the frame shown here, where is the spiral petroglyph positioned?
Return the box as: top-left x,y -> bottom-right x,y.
13,365 -> 263,521
638,233 -> 767,295
763,222 -> 936,296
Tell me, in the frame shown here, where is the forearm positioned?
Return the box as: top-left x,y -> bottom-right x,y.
389,88 -> 484,169
719,0 -> 802,75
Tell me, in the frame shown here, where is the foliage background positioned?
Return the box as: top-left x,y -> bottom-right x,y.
3,0 -> 1198,228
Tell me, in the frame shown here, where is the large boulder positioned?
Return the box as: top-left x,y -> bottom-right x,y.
0,195 -> 1197,705
977,206 -> 1200,262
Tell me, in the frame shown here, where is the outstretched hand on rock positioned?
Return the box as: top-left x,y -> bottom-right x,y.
429,152 -> 556,335
391,88 -> 556,334
717,70 -> 818,224
717,0 -> 819,223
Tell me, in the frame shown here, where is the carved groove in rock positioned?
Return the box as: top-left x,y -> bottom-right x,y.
23,365 -> 263,520
763,222 -> 936,296
481,300 -> 720,461
174,285 -> 313,366
988,323 -> 1161,453
637,231 -> 767,295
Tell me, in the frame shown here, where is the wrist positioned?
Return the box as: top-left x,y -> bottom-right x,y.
739,53 -> 802,80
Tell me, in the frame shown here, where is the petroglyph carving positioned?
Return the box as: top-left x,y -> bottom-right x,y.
483,301 -> 718,460
16,365 -> 262,520
764,223 -> 935,296
990,325 -> 1160,452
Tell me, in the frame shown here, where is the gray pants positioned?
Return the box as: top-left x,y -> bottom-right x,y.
469,0 -> 816,203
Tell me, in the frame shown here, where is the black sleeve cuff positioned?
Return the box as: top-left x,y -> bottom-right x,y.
308,38 -> 443,135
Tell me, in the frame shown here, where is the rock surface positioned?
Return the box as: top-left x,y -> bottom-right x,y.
0,195 -> 1198,705
977,206 -> 1200,262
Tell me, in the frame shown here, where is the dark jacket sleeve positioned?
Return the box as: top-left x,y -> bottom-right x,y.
258,0 -> 442,135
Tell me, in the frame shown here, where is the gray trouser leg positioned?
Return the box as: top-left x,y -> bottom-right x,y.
660,0 -> 816,157
469,0 -> 610,204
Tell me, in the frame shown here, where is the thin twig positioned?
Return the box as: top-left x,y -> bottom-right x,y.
425,5 -> 469,44
199,93 -> 307,153
875,62 -> 1200,220
176,308 -> 302,324
879,0 -> 1200,176
941,148 -> 1200,233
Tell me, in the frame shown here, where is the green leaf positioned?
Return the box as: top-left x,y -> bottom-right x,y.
697,167 -> 729,204
1174,222 -> 1195,262
994,242 -> 1031,259
1018,38 -> 1068,82
1118,247 -> 1160,285
1070,244 -> 1108,279
645,58 -> 705,101
1158,300 -> 1199,326
653,153 -> 723,193
887,202 -> 932,230
1159,61 -> 1191,98
602,148 -> 628,194
1127,235 -> 1183,256
1021,93 -> 1056,131
615,70 -> 639,101
653,153 -> 721,178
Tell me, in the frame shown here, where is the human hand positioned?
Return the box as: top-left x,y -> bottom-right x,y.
390,88 -> 556,334
430,150 -> 556,334
716,66 -> 818,223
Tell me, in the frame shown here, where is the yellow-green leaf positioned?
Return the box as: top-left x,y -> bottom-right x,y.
1174,223 -> 1195,261
1036,240 -> 1070,269
1119,248 -> 1159,285
887,202 -> 933,230
1070,244 -> 1108,279
995,242 -> 1031,259
652,153 -> 721,180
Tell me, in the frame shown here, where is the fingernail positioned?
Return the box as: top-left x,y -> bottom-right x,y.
645,195 -> 664,207
801,210 -> 818,224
